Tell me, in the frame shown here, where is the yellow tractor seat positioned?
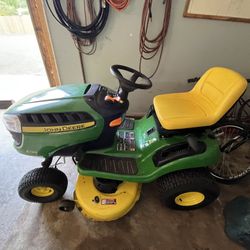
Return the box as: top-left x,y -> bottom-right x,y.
153,67 -> 247,130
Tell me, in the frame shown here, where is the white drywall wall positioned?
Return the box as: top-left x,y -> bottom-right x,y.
44,1 -> 250,114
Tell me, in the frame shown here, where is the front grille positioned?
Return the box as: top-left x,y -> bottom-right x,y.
20,112 -> 94,126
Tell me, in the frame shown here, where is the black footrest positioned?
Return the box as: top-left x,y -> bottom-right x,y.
79,154 -> 138,175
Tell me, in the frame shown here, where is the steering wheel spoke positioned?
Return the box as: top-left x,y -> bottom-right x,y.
110,65 -> 152,94
130,72 -> 140,83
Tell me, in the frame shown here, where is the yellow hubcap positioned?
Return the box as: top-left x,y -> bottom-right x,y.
31,186 -> 54,197
175,192 -> 205,206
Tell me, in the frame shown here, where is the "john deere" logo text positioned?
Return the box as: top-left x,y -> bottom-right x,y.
22,121 -> 95,133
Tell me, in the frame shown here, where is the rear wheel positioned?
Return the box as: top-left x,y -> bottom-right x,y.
157,168 -> 220,210
237,99 -> 250,126
18,167 -> 68,203
209,122 -> 249,183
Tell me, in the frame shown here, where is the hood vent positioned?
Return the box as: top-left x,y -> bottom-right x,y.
20,112 -> 94,126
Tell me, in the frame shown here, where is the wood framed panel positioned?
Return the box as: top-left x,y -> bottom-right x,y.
184,0 -> 250,23
26,0 -> 60,87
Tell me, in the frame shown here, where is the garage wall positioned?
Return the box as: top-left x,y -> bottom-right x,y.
44,1 -> 250,114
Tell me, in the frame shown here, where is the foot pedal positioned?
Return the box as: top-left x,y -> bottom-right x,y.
74,175 -> 141,221
79,154 -> 138,175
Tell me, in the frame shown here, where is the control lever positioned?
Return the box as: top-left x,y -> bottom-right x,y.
104,94 -> 123,103
186,135 -> 206,153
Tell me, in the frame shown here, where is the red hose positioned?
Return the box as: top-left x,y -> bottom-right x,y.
106,0 -> 129,11
139,0 -> 172,78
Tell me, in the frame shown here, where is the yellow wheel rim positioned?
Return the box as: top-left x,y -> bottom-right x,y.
31,186 -> 54,197
175,192 -> 205,206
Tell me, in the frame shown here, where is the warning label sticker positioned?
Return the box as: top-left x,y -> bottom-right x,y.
101,198 -> 117,205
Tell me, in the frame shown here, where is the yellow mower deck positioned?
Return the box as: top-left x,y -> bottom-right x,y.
74,175 -> 141,221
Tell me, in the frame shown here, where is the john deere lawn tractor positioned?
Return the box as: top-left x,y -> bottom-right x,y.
3,65 -> 247,221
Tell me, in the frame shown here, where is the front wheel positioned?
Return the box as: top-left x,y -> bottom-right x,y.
209,122 -> 249,183
157,168 -> 220,210
18,167 -> 68,203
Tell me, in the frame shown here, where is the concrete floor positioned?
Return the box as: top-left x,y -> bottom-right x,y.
0,110 -> 249,250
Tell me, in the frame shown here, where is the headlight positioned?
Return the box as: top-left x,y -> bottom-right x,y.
3,114 -> 21,133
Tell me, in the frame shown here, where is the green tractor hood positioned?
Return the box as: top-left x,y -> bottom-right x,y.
7,84 -> 92,113
4,84 -> 105,158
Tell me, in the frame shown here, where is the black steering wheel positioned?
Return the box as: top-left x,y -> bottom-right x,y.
110,65 -> 152,93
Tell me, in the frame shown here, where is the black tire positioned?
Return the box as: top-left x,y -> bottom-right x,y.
18,168 -> 68,203
157,168 -> 220,210
209,122 -> 249,183
59,199 -> 75,212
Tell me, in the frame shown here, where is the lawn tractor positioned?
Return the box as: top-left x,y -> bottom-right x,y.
3,65 -> 247,221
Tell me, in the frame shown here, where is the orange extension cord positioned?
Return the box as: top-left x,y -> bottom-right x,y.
106,0 -> 129,11
139,0 -> 172,78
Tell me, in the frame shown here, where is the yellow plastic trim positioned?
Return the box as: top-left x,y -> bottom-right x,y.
31,186 -> 54,197
22,121 -> 95,133
74,175 -> 141,221
175,192 -> 205,206
153,67 -> 247,130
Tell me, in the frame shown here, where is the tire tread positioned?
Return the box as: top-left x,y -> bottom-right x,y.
157,168 -> 220,210
18,168 -> 68,203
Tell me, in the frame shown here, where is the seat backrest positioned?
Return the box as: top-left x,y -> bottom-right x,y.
191,67 -> 247,120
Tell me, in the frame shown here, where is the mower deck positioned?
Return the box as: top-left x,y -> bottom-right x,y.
74,175 -> 141,221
